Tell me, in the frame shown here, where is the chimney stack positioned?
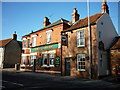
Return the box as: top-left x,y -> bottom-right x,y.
102,0 -> 109,14
43,17 -> 51,27
12,31 -> 17,40
72,8 -> 80,23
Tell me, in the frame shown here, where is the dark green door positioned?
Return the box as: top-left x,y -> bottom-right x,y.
65,58 -> 70,76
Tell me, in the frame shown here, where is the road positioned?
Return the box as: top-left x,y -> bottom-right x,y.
1,69 -> 120,90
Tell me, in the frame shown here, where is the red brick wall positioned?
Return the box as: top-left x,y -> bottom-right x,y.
62,25 -> 99,79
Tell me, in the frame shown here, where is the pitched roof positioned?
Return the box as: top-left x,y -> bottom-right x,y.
0,38 -> 12,47
23,18 -> 70,37
0,38 -> 22,47
110,36 -> 120,50
63,13 -> 104,32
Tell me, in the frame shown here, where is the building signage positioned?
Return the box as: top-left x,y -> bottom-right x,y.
61,34 -> 68,46
31,43 -> 59,52
55,56 -> 60,67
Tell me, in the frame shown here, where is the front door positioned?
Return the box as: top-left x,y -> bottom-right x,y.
65,58 -> 70,76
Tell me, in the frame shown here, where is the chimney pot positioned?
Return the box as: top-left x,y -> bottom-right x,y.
43,17 -> 51,27
72,8 -> 80,23
12,31 -> 17,40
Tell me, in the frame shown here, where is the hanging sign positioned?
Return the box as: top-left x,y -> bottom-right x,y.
61,34 -> 68,46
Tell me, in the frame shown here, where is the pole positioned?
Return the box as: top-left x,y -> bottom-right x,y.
87,0 -> 92,79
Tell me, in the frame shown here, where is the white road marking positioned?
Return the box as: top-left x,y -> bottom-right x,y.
0,80 -> 24,86
0,85 -> 5,88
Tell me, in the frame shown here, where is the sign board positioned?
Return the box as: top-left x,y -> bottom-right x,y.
61,34 -> 68,46
31,43 -> 59,52
55,56 -> 60,67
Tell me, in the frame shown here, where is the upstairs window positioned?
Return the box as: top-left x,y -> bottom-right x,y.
23,40 -> 26,48
77,30 -> 85,47
28,39 -> 30,48
32,36 -> 36,47
46,30 -> 52,44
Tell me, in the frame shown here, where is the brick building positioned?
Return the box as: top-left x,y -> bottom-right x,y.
110,36 -> 120,76
21,17 -> 70,74
0,32 -> 22,68
61,1 -> 118,79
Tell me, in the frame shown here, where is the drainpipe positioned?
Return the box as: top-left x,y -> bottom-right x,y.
61,32 -> 63,76
87,0 -> 92,79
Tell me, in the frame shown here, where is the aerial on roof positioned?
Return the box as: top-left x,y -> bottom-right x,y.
63,13 -> 104,32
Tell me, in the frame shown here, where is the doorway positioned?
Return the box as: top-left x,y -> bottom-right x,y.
65,58 -> 70,76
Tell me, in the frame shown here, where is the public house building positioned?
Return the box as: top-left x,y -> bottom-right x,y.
21,17 -> 70,74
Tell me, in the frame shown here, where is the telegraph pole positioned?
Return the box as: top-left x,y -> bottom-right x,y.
87,0 -> 92,79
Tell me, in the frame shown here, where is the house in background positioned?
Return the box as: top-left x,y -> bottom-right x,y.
61,0 -> 118,79
109,36 -> 120,76
0,32 -> 22,68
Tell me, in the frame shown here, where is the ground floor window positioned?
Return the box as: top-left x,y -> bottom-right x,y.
49,53 -> 54,66
77,54 -> 85,71
22,56 -> 26,65
30,55 -> 36,66
43,54 -> 47,66
42,53 -> 55,67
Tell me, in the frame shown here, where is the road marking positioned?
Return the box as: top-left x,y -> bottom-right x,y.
0,85 -> 6,88
0,80 -> 24,86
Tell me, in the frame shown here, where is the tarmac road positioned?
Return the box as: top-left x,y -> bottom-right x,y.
1,69 -> 120,90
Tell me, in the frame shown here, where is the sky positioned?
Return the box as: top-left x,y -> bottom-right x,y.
1,1 -> 119,41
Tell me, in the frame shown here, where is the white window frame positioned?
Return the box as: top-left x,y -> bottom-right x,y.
22,56 -> 26,65
49,53 -> 54,66
30,55 -> 36,66
28,39 -> 31,48
32,36 -> 36,47
46,30 -> 52,44
23,40 -> 26,48
77,54 -> 86,71
77,30 -> 85,47
42,54 -> 47,66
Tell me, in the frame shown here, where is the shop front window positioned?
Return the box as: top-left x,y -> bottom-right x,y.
22,56 -> 26,65
43,54 -> 47,66
49,53 -> 54,66
77,54 -> 85,71
30,55 -> 36,66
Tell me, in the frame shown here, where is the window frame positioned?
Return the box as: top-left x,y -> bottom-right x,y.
46,30 -> 52,44
49,53 -> 54,66
77,54 -> 86,71
28,39 -> 30,48
23,40 -> 26,48
32,36 -> 36,47
42,54 -> 48,66
77,30 -> 85,47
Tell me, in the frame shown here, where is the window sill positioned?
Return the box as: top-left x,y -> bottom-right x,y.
42,65 -> 54,67
78,69 -> 86,72
77,45 -> 85,48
